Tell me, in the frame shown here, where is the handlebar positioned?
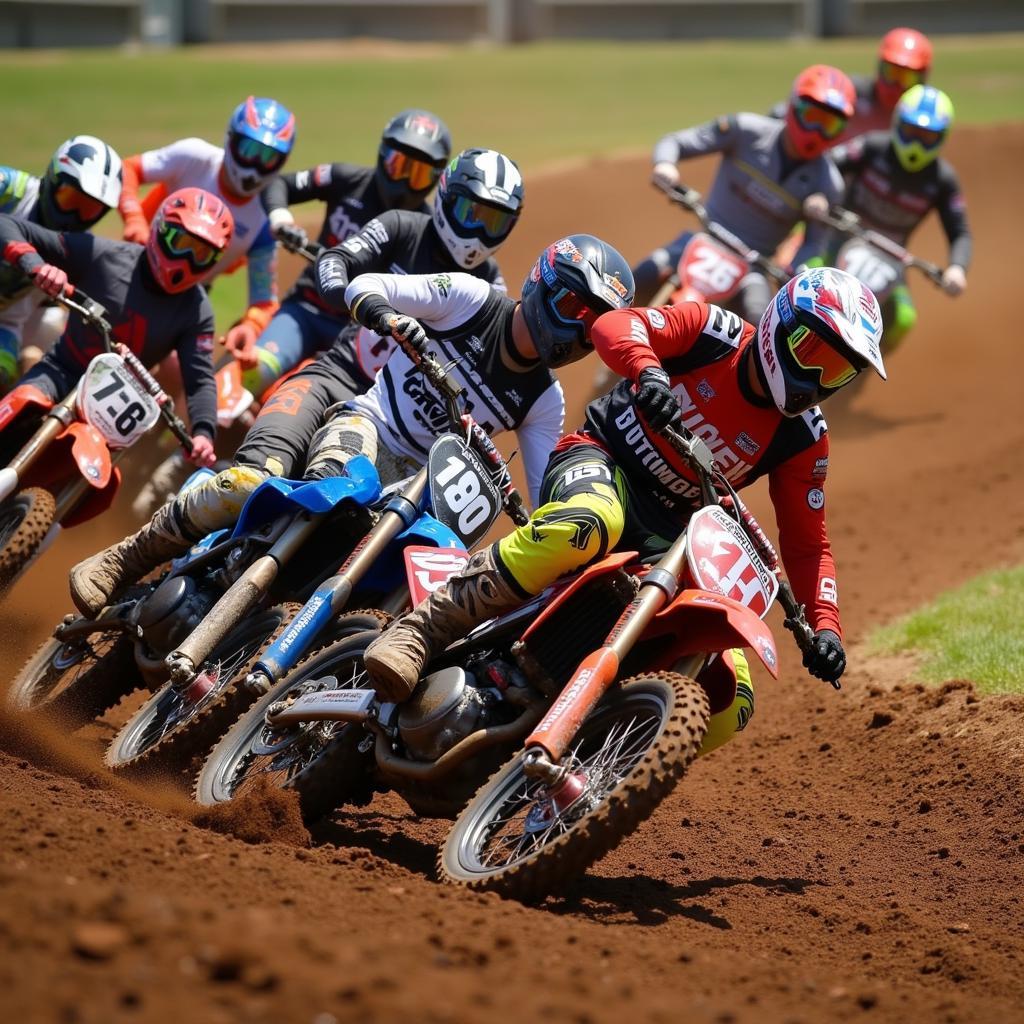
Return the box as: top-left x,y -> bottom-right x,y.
278,236 -> 324,264
802,199 -> 944,287
55,286 -> 194,455
656,181 -> 790,287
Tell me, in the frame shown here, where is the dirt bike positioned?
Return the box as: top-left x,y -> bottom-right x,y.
0,287 -> 195,594
592,182 -> 788,397
195,422 -> 818,902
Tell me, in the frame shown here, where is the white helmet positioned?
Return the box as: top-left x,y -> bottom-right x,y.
38,135 -> 122,231
755,267 -> 885,416
432,148 -> 523,269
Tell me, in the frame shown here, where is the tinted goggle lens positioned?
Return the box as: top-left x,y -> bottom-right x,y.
550,287 -> 599,329
159,223 -> 222,269
897,121 -> 944,149
230,134 -> 287,173
880,61 -> 925,90
53,182 -> 106,222
793,98 -> 848,139
450,195 -> 517,240
380,147 -> 441,190
787,325 -> 857,389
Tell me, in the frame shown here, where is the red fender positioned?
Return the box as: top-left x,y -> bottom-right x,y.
63,421 -> 114,490
0,384 -> 53,433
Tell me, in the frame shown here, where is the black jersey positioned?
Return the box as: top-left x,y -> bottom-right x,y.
0,215 -> 217,438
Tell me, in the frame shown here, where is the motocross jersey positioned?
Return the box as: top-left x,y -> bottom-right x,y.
769,75 -> 891,145
652,113 -> 844,267
583,300 -> 840,635
0,215 -> 217,439
344,272 -> 564,507
262,162 -> 429,306
0,167 -> 42,310
831,132 -> 972,269
136,138 -> 276,306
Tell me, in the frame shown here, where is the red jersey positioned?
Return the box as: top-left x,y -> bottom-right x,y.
582,300 -> 840,636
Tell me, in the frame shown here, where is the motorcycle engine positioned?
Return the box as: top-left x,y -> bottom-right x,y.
397,666 -> 497,763
133,575 -> 217,654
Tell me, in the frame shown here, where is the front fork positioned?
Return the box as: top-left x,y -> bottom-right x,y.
520,529 -> 690,781
0,393 -> 76,501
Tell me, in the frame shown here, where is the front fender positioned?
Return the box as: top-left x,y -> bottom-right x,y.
64,421 -> 113,490
645,588 -> 779,678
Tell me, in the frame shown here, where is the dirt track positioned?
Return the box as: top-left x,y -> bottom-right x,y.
1,125 -> 1023,1023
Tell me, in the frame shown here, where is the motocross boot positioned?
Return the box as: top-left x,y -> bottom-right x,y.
69,503 -> 193,617
363,547 -> 523,703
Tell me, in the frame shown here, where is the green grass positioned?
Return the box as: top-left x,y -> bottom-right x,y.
868,567 -> 1024,695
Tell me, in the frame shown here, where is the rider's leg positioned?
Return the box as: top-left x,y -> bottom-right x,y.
696,648 -> 755,756
883,286 -> 917,353
19,303 -> 67,373
631,231 -> 692,307
364,444 -> 627,702
0,326 -> 18,395
303,409 -> 417,487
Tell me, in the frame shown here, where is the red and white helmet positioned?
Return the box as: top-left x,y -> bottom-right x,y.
146,188 -> 234,294
785,65 -> 856,160
755,268 -> 885,417
876,28 -> 933,108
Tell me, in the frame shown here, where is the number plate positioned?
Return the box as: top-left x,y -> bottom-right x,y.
837,240 -> 901,298
679,233 -> 748,302
77,353 -> 160,450
403,545 -> 471,606
427,434 -> 502,548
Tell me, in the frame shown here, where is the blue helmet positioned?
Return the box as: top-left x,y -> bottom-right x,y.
520,235 -> 634,368
223,96 -> 296,197
891,85 -> 954,172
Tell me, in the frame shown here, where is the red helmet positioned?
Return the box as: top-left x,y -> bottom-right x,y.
876,28 -> 933,108
785,65 -> 856,160
145,188 -> 234,294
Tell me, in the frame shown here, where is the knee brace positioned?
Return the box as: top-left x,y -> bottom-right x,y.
496,484 -> 625,596
697,648 -> 755,757
305,411 -> 379,481
884,287 -> 917,353
241,344 -> 285,399
175,464 -> 269,538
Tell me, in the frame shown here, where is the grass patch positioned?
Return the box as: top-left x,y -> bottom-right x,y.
868,567 -> 1024,695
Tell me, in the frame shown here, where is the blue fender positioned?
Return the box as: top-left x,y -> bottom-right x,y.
359,511 -> 464,593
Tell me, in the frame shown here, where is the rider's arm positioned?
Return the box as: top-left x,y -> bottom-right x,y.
264,163 -> 355,212
174,293 -> 218,442
768,425 -> 842,637
793,159 -> 845,270
0,214 -> 71,274
117,154 -> 148,236
937,163 -> 972,273
345,270 -> 491,335
477,256 -> 507,295
238,222 -> 279,332
652,114 -> 741,166
315,212 -> 404,312
514,380 -> 566,509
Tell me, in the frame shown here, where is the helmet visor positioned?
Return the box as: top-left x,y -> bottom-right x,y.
52,181 -> 107,223
792,97 -> 848,140
879,60 -> 926,91
158,222 -> 223,270
450,195 -> 518,242
896,120 -> 945,149
380,146 -> 442,191
550,286 -> 600,331
788,325 -> 858,389
229,134 -> 288,174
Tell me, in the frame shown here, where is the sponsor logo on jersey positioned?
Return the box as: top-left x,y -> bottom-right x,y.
196,333 -> 214,354
812,456 -> 828,480
629,318 -> 650,346
819,576 -> 838,605
734,431 -> 759,456
313,164 -> 332,187
646,308 -> 666,329
432,273 -> 452,297
697,378 -> 715,401
807,487 -> 825,510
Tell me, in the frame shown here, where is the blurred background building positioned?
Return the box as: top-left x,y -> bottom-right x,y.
1,0 -> 1022,49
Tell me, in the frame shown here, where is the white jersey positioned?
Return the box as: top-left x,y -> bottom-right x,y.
140,138 -> 275,287
344,272 -> 564,507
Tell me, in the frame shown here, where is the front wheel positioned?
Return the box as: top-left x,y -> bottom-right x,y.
0,487 -> 56,592
439,672 -> 710,902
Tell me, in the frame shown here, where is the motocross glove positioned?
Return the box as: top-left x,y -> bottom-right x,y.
385,314 -> 428,354
941,265 -> 967,297
634,367 -> 681,429
270,210 -> 309,253
803,629 -> 846,686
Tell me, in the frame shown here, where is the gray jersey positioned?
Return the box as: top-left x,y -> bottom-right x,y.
653,113 -> 844,266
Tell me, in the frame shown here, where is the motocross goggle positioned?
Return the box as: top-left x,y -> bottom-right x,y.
229,133 -> 289,174
878,60 -> 926,92
379,146 -> 442,191
450,195 -> 519,242
787,325 -> 858,389
550,286 -> 601,331
157,222 -> 224,271
52,181 -> 108,223
896,120 -> 945,150
792,97 -> 848,140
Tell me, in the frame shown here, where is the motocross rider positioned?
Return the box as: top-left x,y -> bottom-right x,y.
363,267 -> 886,757
0,136 -> 122,391
0,187 -> 232,469
116,96 -> 296,360
246,109 -> 457,396
632,65 -> 854,317
770,28 -> 933,145
809,85 -> 970,351
67,232 -> 634,619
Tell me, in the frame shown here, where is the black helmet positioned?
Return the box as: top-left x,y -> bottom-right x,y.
375,109 -> 452,206
520,235 -> 634,368
432,148 -> 524,269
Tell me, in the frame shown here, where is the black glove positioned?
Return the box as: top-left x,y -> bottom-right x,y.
634,367 -> 680,429
274,221 -> 308,252
385,313 -> 428,354
803,629 -> 846,686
